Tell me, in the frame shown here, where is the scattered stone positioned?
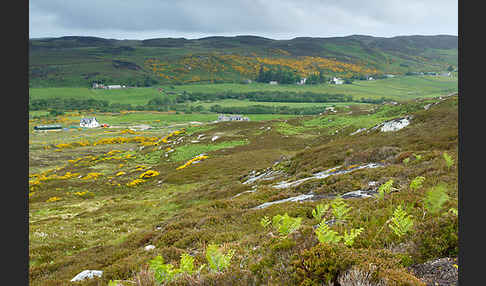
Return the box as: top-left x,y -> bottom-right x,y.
340,189 -> 377,199
370,116 -> 413,132
211,135 -> 220,142
252,194 -> 315,209
144,245 -> 156,251
350,128 -> 367,135
70,270 -> 103,282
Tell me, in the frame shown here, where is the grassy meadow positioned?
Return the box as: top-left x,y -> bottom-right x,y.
28,93 -> 458,285
29,75 -> 457,107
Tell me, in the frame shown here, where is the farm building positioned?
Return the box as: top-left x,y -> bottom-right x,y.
106,85 -> 124,89
34,124 -> 62,131
269,81 -> 278,85
330,77 -> 344,84
80,117 -> 100,128
297,78 -> 307,85
217,114 -> 250,122
92,82 -> 105,89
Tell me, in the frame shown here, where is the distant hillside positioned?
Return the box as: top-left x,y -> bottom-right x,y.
29,35 -> 457,87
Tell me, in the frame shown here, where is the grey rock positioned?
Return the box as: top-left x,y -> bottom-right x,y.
70,270 -> 103,282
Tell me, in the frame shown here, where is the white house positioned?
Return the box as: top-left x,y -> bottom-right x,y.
92,82 -> 105,89
105,85 -> 122,89
269,81 -> 278,85
331,77 -> 343,85
297,78 -> 307,85
80,117 -> 100,128
367,76 -> 374,81
217,114 -> 250,122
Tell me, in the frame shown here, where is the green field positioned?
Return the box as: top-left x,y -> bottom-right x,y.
29,75 -> 457,107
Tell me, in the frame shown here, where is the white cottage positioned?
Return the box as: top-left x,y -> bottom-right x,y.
331,77 -> 343,85
80,117 -> 100,128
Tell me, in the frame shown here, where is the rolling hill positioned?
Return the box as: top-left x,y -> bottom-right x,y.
29,35 -> 457,87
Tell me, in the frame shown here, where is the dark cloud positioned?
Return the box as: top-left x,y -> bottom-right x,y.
29,0 -> 457,39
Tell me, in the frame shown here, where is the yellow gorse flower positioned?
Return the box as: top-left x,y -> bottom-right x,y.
46,196 -> 62,202
82,172 -> 103,180
139,170 -> 160,179
176,155 -> 209,170
126,178 -> 145,187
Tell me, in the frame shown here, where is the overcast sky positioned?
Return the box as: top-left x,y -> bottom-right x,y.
29,0 -> 458,40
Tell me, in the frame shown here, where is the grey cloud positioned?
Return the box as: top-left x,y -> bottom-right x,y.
29,0 -> 457,39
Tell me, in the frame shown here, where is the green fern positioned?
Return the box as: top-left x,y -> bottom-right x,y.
342,227 -> 364,246
272,213 -> 302,238
414,154 -> 423,161
424,184 -> 449,215
388,205 -> 414,238
260,216 -> 271,229
206,244 -> 235,273
149,255 -> 178,284
403,157 -> 410,164
409,176 -> 425,191
330,197 -> 352,222
443,152 -> 454,170
448,208 -> 458,216
312,203 -> 330,221
377,179 -> 394,200
315,219 -> 342,244
179,253 -> 195,275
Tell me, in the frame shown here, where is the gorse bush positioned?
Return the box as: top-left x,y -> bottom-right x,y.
409,176 -> 426,191
312,203 -> 330,222
424,183 -> 449,215
206,244 -> 235,273
330,197 -> 352,223
271,213 -> 303,238
388,205 -> 414,238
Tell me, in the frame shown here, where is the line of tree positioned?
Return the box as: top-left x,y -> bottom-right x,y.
177,91 -> 354,103
29,94 -> 390,114
256,65 -> 302,84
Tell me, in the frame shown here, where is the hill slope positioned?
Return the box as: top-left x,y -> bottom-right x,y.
28,95 -> 458,285
29,35 -> 457,87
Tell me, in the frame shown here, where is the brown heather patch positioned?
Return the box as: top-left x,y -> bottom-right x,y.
29,97 -> 457,285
